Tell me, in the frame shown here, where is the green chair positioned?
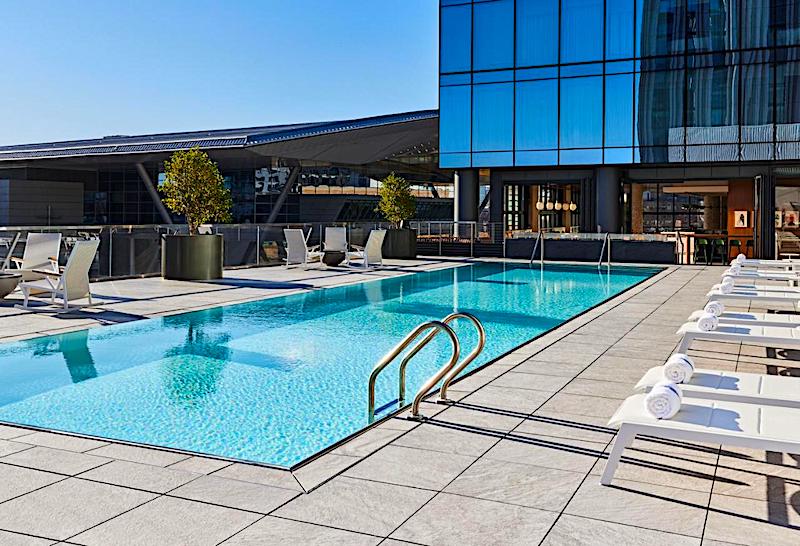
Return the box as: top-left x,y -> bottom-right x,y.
729,239 -> 742,258
694,238 -> 709,265
711,238 -> 727,265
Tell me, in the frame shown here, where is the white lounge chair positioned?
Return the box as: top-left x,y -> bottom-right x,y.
4,232 -> 61,282
601,394 -> 800,485
712,282 -> 799,293
676,321 -> 800,353
634,366 -> 800,408
348,229 -> 386,268
706,287 -> 800,309
323,227 -> 348,253
18,238 -> 99,312
284,229 -> 322,267
738,258 -> 796,271
722,270 -> 799,286
688,309 -> 800,328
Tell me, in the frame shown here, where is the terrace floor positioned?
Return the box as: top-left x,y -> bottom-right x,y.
0,261 -> 798,545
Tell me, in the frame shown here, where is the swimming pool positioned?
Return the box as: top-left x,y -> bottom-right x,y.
0,262 -> 659,467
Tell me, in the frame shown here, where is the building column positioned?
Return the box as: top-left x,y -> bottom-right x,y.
703,195 -> 722,231
755,174 -> 776,259
595,167 -> 621,233
529,185 -> 540,232
136,163 -> 173,224
453,169 -> 479,223
489,170 -> 504,225
631,183 -> 644,233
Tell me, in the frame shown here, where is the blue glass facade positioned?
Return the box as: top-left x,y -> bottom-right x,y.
439,0 -> 800,168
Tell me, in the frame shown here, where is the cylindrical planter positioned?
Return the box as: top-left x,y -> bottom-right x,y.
161,234 -> 223,281
382,228 -> 417,259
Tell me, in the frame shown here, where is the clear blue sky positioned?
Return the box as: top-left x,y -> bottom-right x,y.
0,0 -> 438,146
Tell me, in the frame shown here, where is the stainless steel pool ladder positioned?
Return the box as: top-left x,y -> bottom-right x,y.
367,312 -> 486,422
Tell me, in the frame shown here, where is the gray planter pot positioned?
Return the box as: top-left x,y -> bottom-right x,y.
382,228 -> 417,259
161,234 -> 224,281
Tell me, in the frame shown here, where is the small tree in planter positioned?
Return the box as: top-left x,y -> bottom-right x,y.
376,172 -> 418,258
159,148 -> 232,280
161,147 -> 232,235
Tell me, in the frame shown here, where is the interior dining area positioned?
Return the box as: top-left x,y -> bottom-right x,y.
623,180 -> 756,264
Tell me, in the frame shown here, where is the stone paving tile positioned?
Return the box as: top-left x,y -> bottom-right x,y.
430,405 -> 525,433
0,439 -> 33,457
11,432 -> 108,453
2,446 -> 110,476
703,494 -> 800,545
457,384 -> 551,414
0,478 -> 155,541
71,496 -> 260,546
444,457 -> 585,511
390,492 -> 558,546
212,462 -> 303,492
563,477 -> 710,537
166,455 -> 232,474
330,426 -> 405,458
78,459 -> 200,493
344,445 -> 475,491
84,443 -> 188,467
482,435 -> 605,473
541,514 -> 701,545
170,474 -> 300,513
293,453 -> 361,491
221,516 -> 381,545
0,463 -> 63,503
273,476 -> 435,536
391,421 -> 498,457
0,424 -> 33,440
0,530 -> 56,545
488,371 -> 572,393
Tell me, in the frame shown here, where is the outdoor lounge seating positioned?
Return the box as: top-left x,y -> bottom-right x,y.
18,238 -> 99,312
706,286 -> 800,308
634,366 -> 800,408
284,228 -> 322,267
3,232 -> 61,282
721,269 -> 799,286
675,321 -> 800,353
348,229 -> 386,268
688,309 -> 800,328
601,393 -> 800,485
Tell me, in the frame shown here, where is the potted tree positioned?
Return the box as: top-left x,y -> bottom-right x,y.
159,148 -> 232,280
376,172 -> 417,259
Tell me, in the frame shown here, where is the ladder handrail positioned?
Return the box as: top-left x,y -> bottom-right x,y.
598,233 -> 610,268
397,312 -> 487,407
530,231 -> 543,265
367,320 -> 460,422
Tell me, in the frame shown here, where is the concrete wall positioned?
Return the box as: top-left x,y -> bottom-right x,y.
0,179 -> 84,226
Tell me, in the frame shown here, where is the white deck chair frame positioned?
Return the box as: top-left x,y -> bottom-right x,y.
688,309 -> 800,328
676,321 -> 800,353
323,227 -> 349,253
348,229 -> 386,269
634,366 -> 800,408
602,394 -> 800,485
706,288 -> 800,310
722,271 -> 799,286
284,229 -> 322,268
6,232 -> 61,282
19,239 -> 99,312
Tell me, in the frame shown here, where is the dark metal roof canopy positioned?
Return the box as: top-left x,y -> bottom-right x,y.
0,110 -> 438,164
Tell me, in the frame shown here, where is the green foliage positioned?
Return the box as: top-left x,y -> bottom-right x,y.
160,148 -> 232,235
376,172 -> 416,228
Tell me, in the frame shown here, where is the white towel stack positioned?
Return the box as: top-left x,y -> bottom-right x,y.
644,381 -> 682,419
696,312 -> 718,332
704,301 -> 725,317
663,353 -> 695,383
736,253 -> 747,264
719,278 -> 735,294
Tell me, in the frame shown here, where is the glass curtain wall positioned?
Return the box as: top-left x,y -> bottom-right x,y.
439,0 -> 800,168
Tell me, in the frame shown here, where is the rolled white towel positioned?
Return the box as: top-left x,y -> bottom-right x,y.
721,274 -> 736,285
736,253 -> 747,264
663,353 -> 695,383
696,311 -> 718,332
644,381 -> 682,419
704,301 -> 725,317
729,262 -> 742,274
718,279 -> 734,294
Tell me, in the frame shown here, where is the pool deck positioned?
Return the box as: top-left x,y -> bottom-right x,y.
0,260 -> 798,545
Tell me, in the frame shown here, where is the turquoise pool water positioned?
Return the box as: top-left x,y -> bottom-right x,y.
0,262 -> 658,467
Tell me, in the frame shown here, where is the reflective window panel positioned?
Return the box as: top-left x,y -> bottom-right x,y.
440,4 -> 471,73
473,0 -> 514,71
517,0 -> 559,67
472,83 -> 514,152
562,0 -> 605,63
